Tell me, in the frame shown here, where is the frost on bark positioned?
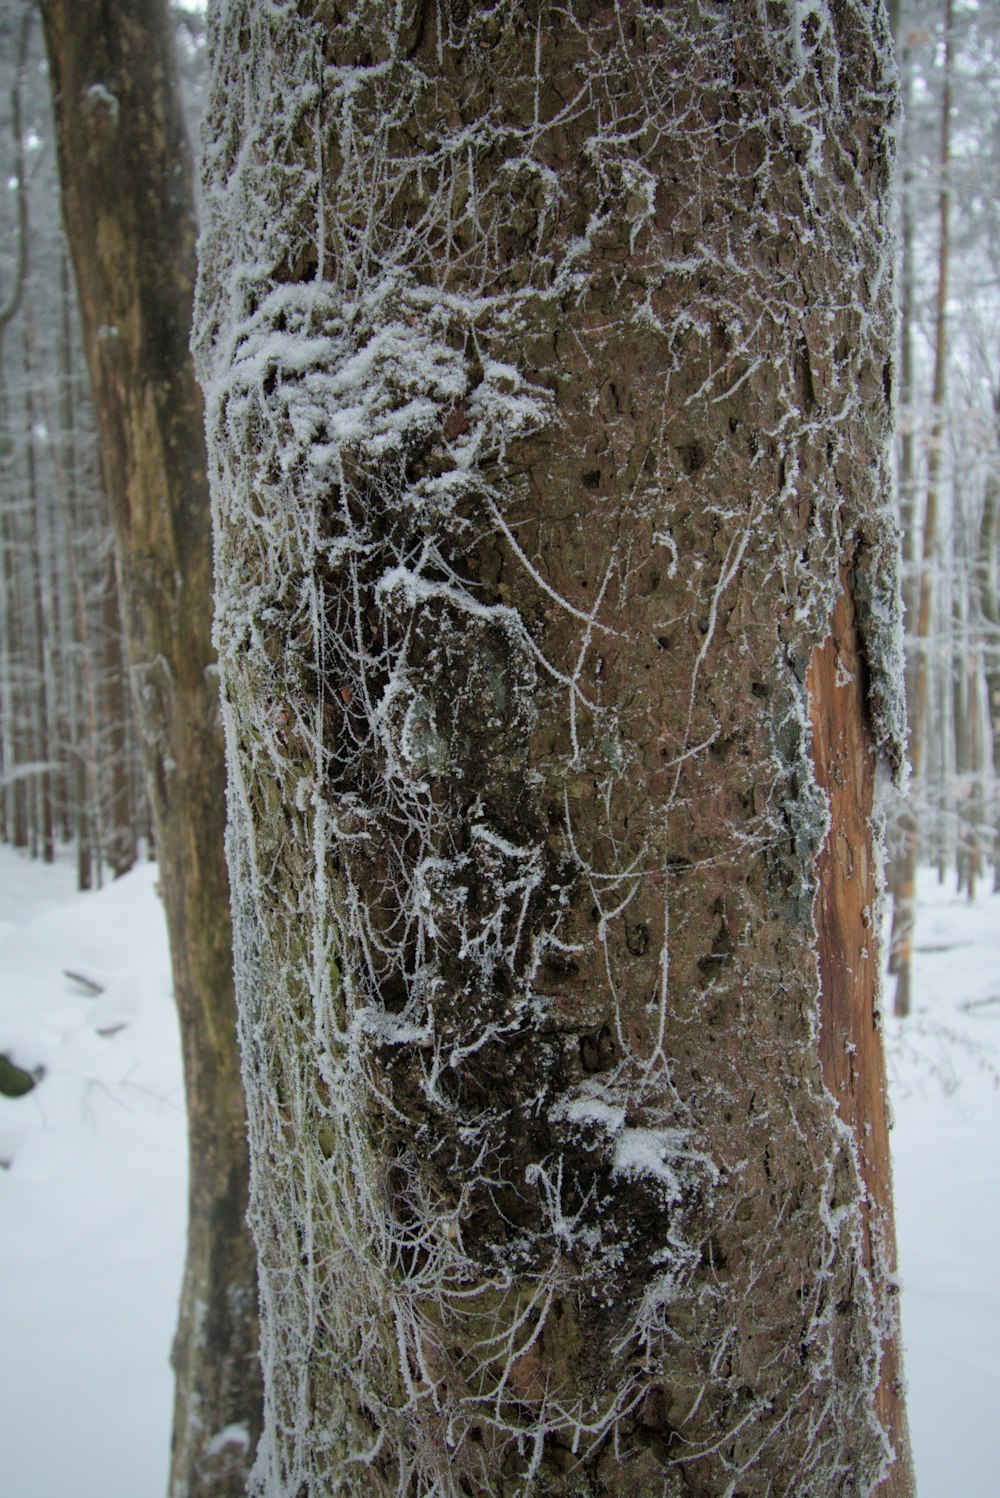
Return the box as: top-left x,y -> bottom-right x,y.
40,2 -> 261,1493
196,1 -> 912,1494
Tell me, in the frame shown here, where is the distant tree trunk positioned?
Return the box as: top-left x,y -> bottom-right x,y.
952,569 -> 971,889
965,645 -> 985,899
99,547 -> 138,880
54,244 -> 138,885
197,3 -> 913,1495
23,315 -> 56,865
891,0 -> 954,1016
885,0 -> 919,953
40,1 -> 262,1492
890,0 -> 919,632
3,512 -> 29,850
949,481 -> 987,900
0,365 -> 25,846
0,4 -> 32,852
56,251 -> 97,890
978,370 -> 1000,888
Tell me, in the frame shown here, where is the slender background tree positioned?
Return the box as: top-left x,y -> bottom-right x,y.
38,1 -> 261,1492
0,2 -> 141,886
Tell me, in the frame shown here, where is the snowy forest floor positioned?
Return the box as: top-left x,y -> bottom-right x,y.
0,845 -> 996,1498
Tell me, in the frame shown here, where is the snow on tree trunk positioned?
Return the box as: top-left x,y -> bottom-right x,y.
196,2 -> 913,1493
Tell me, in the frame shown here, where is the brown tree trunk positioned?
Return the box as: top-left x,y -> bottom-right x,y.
197,2 -> 913,1494
100,545 -> 138,879
55,240 -> 138,882
39,1 -> 261,1492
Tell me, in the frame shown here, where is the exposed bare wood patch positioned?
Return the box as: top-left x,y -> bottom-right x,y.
809,579 -> 913,1497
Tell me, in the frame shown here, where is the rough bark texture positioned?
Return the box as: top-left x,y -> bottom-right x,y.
40,3 -> 261,1493
196,2 -> 912,1494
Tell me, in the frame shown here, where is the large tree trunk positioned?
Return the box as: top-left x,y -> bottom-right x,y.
197,2 -> 913,1494
39,2 -> 261,1492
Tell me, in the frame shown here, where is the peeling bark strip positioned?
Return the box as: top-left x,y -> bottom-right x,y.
196,1 -> 913,1494
808,580 -> 909,1489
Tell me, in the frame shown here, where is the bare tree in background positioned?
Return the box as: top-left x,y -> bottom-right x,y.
39,0 -> 261,1492
0,3 -> 140,885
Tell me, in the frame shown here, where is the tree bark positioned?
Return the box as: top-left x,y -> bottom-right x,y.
100,546 -> 138,879
39,2 -> 261,1492
197,2 -> 913,1494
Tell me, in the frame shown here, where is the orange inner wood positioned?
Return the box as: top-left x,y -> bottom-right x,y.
808,579 -> 907,1486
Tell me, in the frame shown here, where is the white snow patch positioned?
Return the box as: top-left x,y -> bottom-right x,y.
0,848 -> 182,1498
205,1421 -> 250,1457
352,1007 -> 432,1048
84,83 -> 120,126
611,1126 -> 687,1194
549,1093 -> 625,1133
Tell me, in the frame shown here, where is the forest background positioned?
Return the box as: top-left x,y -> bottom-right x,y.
1,0 -> 996,1031
0,0 -> 997,1495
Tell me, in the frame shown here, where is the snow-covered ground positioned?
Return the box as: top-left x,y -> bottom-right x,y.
0,851 -> 183,1498
0,846 -> 995,1497
886,878 -> 1000,1498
